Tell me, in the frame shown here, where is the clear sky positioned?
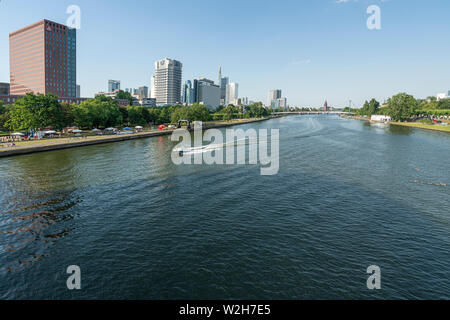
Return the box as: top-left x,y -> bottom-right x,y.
0,0 -> 449,107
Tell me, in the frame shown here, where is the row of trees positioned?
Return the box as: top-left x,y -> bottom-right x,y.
0,93 -> 271,132
417,96 -> 450,110
357,93 -> 449,121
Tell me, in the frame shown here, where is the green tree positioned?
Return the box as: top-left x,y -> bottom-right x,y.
115,90 -> 133,105
147,108 -> 161,124
0,100 -> 10,130
7,93 -> 64,131
61,102 -> 75,128
386,93 -> 418,121
127,106 -> 146,126
360,98 -> 380,116
158,108 -> 170,124
0,100 -> 5,114
73,96 -> 122,129
437,98 -> 450,110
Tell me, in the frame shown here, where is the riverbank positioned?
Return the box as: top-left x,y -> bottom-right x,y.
340,115 -> 450,134
0,117 -> 274,158
389,121 -> 450,133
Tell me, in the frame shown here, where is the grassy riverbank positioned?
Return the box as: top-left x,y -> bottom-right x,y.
390,122 -> 450,133
341,115 -> 450,134
0,117 -> 273,158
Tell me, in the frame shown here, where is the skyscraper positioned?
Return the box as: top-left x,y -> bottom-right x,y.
218,66 -> 229,106
220,76 -> 229,106
108,80 -> 121,92
267,90 -> 282,107
226,83 -> 239,106
154,58 -> 182,105
150,76 -> 155,99
183,80 -> 194,105
9,19 -> 77,97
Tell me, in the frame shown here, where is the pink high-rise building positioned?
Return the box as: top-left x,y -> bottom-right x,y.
9,19 -> 77,98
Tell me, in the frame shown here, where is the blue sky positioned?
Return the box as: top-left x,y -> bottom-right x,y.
0,0 -> 449,107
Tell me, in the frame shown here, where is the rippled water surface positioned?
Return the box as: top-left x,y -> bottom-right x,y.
0,116 -> 449,299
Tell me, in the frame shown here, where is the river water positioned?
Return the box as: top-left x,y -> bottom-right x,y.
0,115 -> 449,299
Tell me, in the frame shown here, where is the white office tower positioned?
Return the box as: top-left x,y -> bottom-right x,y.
154,58 -> 182,105
150,76 -> 156,99
226,82 -> 239,106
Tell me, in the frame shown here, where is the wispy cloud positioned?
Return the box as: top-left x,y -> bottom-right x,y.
292,59 -> 312,65
335,0 -> 359,3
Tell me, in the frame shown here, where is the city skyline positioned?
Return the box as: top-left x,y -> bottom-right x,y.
0,0 -> 450,107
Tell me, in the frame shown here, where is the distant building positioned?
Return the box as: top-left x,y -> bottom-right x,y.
218,67 -> 229,106
139,98 -> 156,108
95,90 -> 120,99
278,97 -> 287,109
154,58 -> 182,105
196,78 -> 220,110
76,85 -> 80,98
0,83 -> 9,95
108,80 -> 121,92
437,93 -> 448,101
9,19 -> 77,97
323,100 -> 330,111
137,86 -> 149,99
183,80 -> 194,105
226,83 -> 239,106
116,99 -> 130,107
267,90 -> 282,107
220,76 -> 229,106
150,76 -> 155,99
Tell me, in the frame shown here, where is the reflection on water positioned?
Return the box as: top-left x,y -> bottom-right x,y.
387,124 -> 414,135
0,155 -> 80,274
0,115 -> 449,299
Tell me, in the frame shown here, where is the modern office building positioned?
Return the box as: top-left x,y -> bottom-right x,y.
76,84 -> 80,98
220,76 -> 229,106
150,76 -> 155,99
278,97 -> 287,109
217,66 -> 229,106
267,90 -> 282,107
154,58 -> 182,105
226,82 -> 239,106
0,83 -> 10,95
196,78 -> 220,110
108,80 -> 121,92
183,80 -> 194,105
137,86 -> 149,99
9,19 -> 77,97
